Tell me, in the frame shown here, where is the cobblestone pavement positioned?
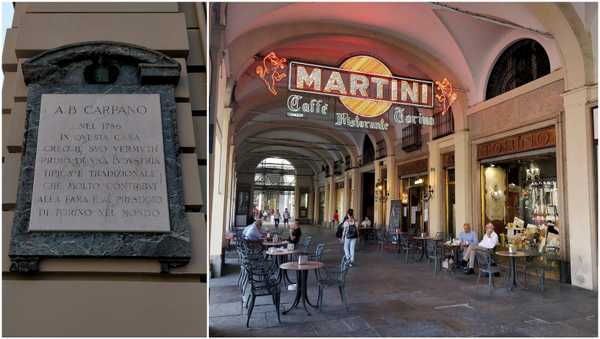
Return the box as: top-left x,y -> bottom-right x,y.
210,225 -> 597,337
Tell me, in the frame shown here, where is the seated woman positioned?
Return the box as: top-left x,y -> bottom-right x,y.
288,219 -> 302,245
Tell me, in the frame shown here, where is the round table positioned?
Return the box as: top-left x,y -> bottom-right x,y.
266,248 -> 300,285
496,250 -> 528,291
442,243 -> 462,271
280,261 -> 324,316
263,240 -> 289,247
413,236 -> 432,261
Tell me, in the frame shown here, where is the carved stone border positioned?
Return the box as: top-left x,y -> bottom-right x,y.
9,42 -> 191,272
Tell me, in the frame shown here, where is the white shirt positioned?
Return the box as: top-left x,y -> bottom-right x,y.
478,231 -> 498,249
360,219 -> 371,228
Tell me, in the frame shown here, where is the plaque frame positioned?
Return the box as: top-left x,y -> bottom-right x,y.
9,42 -> 192,272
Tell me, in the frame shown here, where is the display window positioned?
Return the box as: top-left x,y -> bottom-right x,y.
481,152 -> 559,252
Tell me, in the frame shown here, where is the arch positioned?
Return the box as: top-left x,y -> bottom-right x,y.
22,41 -> 180,85
362,135 -> 375,165
485,38 -> 551,99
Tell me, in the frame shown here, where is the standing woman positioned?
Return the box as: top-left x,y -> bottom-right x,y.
274,209 -> 281,228
341,209 -> 359,267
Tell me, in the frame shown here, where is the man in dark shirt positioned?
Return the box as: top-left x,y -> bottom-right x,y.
288,219 -> 302,244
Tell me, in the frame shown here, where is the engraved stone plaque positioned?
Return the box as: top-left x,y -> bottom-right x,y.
10,42 -> 191,272
29,94 -> 170,232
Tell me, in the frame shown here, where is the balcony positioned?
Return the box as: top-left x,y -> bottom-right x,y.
401,123 -> 422,152
432,108 -> 454,139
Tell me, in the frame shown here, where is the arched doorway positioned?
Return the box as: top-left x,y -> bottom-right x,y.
252,157 -> 297,225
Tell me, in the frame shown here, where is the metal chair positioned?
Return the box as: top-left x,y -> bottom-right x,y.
301,235 -> 313,253
317,256 -> 351,311
398,233 -> 417,263
243,258 -> 281,327
475,248 -> 501,292
426,239 -> 444,275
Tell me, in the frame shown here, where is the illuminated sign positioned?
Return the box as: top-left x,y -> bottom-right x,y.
256,52 -> 460,130
288,56 -> 434,117
256,52 -> 288,96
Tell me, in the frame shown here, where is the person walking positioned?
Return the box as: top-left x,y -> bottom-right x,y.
274,209 -> 281,228
283,208 -> 291,227
341,208 -> 359,267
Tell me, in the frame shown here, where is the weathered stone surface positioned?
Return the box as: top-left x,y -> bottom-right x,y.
29,94 -> 170,232
9,42 -> 191,271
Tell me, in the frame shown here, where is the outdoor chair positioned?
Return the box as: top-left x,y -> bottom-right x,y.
398,233 -> 418,263
377,230 -> 398,252
475,247 -> 501,293
310,243 -> 326,280
426,239 -> 444,275
243,258 -> 281,327
524,245 -> 560,292
317,256 -> 351,311
301,236 -> 313,254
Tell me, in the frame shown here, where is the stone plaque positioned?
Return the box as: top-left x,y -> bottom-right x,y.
10,42 -> 191,272
30,94 -> 170,232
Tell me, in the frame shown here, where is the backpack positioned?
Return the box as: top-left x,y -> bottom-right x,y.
346,222 -> 358,239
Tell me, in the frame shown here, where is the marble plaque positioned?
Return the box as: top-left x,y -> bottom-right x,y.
29,94 -> 170,232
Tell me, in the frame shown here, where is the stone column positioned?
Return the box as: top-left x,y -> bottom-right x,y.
427,141 -> 443,235
351,168 -> 361,218
294,184 -> 300,220
563,86 -> 597,290
312,179 -> 319,224
323,182 -> 330,226
385,156 -> 398,225
329,174 -> 336,222
454,130 -> 472,237
374,160 -> 383,228
343,171 -> 351,214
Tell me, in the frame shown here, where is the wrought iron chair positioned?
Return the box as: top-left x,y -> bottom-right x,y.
301,235 -> 313,253
317,256 -> 351,311
243,258 -> 281,327
475,248 -> 501,292
426,239 -> 444,275
398,233 -> 418,263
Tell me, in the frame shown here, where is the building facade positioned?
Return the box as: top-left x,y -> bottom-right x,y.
209,3 -> 598,291
2,3 -> 207,336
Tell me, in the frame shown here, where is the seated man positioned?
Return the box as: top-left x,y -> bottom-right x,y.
462,223 -> 498,274
288,219 -> 302,245
360,216 -> 372,228
243,219 -> 265,241
457,223 -> 477,267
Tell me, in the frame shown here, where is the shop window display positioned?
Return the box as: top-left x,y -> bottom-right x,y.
482,154 -> 559,252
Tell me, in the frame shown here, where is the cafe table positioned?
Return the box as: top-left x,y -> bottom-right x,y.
413,235 -> 432,261
495,250 -> 529,291
442,243 -> 462,272
280,261 -> 324,316
266,247 -> 300,285
262,240 -> 289,247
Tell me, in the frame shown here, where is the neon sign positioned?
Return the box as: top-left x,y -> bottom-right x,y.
435,78 -> 457,115
255,52 -> 288,96
288,56 -> 434,118
255,52 -> 458,129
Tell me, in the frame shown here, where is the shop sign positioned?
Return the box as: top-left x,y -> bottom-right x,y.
477,127 -> 556,160
442,152 -> 455,168
256,52 -> 458,131
398,158 -> 428,176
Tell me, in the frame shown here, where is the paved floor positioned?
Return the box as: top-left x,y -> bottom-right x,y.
210,225 -> 597,337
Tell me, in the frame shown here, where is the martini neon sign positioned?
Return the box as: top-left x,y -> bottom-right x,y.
289,56 -> 433,118
256,53 -> 456,128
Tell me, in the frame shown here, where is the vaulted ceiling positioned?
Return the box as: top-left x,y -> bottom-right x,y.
220,2 -> 571,178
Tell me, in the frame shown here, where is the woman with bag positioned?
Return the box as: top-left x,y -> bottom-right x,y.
341,208 -> 359,267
